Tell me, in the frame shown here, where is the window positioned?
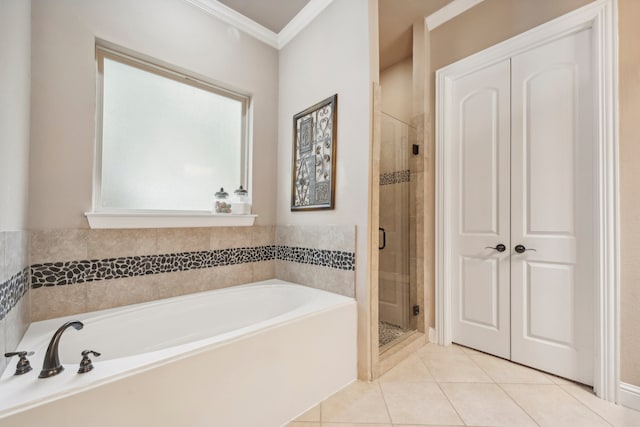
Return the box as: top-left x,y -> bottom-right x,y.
94,46 -> 249,214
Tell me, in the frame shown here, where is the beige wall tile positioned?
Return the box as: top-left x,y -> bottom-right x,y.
210,227 -> 252,249
0,317 -> 5,374
86,229 -> 157,260
251,225 -> 276,247
276,261 -> 354,297
30,229 -> 88,264
155,269 -> 217,300
0,232 -> 6,283
85,275 -> 160,313
252,260 -> 275,282
4,296 -> 30,353
216,264 -> 254,289
276,225 -> 356,253
31,285 -> 87,321
5,231 -> 29,272
156,228 -> 210,254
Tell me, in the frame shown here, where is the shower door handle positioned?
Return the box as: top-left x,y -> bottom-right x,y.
379,227 -> 386,250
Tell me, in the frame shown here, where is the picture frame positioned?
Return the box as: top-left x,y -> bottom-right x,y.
291,94 -> 338,211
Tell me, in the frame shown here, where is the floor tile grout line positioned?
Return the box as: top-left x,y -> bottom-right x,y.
494,382 -> 542,427
464,349 -> 497,384
555,383 -> 616,427
433,381 -> 470,426
415,351 -> 437,382
376,380 -> 395,425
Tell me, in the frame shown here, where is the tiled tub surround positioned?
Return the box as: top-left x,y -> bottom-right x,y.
276,225 -> 356,298
0,231 -> 30,375
29,226 -> 356,321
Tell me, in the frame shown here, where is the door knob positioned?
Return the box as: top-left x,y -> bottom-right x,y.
514,244 -> 536,254
485,244 -> 506,252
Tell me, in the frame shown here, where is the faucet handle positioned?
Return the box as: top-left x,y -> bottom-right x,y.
4,351 -> 35,375
78,350 -> 101,374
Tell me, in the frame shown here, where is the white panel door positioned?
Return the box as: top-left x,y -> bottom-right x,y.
450,59 -> 511,359
510,29 -> 594,385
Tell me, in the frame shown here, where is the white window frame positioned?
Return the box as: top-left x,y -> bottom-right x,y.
86,44 -> 256,228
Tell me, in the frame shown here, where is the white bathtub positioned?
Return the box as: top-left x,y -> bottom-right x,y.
0,279 -> 357,427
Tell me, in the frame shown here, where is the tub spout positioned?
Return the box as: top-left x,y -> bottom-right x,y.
39,320 -> 84,378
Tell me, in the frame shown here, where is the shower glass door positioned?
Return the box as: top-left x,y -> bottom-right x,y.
378,113 -> 414,349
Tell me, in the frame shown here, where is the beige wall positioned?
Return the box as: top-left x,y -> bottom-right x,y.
429,0 -> 593,71
277,0 -> 373,378
28,0 -> 279,230
0,0 -> 31,375
618,0 -> 640,387
380,58 -> 413,124
0,0 -> 31,231
428,0 -> 640,387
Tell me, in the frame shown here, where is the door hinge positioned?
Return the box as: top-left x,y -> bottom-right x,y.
413,305 -> 420,316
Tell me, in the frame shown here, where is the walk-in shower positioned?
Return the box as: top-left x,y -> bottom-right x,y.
378,113 -> 416,350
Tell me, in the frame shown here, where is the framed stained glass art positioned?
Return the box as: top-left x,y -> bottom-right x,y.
291,94 -> 337,211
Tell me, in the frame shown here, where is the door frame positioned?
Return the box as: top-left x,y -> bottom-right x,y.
435,0 -> 619,402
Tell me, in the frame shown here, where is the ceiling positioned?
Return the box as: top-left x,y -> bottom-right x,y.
208,0 -> 455,65
378,0 -> 454,70
218,0 -> 311,33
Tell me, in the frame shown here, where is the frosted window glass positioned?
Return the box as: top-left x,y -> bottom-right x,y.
100,56 -> 244,211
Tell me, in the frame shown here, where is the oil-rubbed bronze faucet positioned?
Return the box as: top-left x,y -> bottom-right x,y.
39,320 -> 84,378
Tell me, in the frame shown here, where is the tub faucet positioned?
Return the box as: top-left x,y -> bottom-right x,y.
39,320 -> 84,378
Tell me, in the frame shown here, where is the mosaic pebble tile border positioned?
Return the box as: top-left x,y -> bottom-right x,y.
31,245 -> 355,288
277,246 -> 354,271
0,268 -> 30,321
380,170 -> 410,186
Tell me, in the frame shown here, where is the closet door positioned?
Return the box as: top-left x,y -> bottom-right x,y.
450,59 -> 511,358
510,29 -> 594,385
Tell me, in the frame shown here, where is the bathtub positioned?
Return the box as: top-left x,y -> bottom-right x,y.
0,279 -> 357,427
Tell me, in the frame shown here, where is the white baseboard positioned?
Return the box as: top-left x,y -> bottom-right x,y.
619,382 -> 640,411
428,327 -> 437,343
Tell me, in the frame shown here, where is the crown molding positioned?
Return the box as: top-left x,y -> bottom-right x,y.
183,0 -> 279,48
278,0 -> 334,49
183,0 -> 334,50
425,0 -> 485,31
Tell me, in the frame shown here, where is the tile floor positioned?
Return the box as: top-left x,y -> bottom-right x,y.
286,343 -> 640,427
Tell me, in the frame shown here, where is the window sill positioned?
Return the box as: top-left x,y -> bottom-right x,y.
85,211 -> 257,229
